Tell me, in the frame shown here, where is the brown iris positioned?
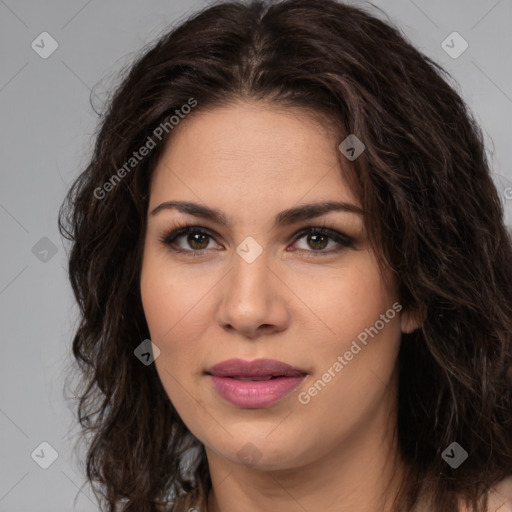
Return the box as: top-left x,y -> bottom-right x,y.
307,233 -> 329,250
187,232 -> 209,250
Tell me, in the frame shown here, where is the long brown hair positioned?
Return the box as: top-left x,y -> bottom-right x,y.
58,1 -> 512,510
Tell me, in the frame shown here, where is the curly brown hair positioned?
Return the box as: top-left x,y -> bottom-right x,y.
58,0 -> 512,511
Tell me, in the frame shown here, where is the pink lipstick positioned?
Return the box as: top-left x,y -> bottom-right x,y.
206,358 -> 307,408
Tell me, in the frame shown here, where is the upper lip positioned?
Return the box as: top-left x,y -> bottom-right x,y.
206,358 -> 307,378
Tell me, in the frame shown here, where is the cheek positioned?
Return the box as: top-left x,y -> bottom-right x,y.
294,253 -> 395,350
140,252 -> 207,342
140,262 -> 204,417
295,252 -> 402,415
140,253 -> 217,385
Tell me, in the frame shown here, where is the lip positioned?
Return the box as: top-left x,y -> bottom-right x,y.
206,358 -> 307,378
206,358 -> 307,408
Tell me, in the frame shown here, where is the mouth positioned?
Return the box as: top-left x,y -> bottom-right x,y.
205,358 -> 308,408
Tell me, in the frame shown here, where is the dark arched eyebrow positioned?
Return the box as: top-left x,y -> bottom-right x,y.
150,200 -> 364,228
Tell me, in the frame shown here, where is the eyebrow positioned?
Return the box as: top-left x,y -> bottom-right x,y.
150,200 -> 364,228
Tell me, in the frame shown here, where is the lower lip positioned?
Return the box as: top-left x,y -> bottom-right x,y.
209,375 -> 306,408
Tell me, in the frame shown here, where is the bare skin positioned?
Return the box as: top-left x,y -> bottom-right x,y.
140,100 -> 424,512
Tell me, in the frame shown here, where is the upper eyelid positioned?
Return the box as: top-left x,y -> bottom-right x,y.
165,215 -> 348,235
165,222 -> 344,239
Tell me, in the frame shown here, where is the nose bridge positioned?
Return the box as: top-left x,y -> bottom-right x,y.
216,239 -> 288,335
227,241 -> 272,306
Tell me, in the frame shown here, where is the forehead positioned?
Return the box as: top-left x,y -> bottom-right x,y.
148,100 -> 361,217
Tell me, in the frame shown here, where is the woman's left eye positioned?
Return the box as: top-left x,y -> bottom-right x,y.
159,224 -> 354,256
292,227 -> 354,255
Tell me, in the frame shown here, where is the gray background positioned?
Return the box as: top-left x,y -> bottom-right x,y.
1,0 -> 511,510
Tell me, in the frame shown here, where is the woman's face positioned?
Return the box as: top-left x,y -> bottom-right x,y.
140,100 -> 416,471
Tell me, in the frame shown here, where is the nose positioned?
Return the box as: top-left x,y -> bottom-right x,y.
216,247 -> 290,339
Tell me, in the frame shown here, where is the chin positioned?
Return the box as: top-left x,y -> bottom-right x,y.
208,434 -> 307,471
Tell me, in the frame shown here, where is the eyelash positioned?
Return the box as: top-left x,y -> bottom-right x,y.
158,221 -> 355,258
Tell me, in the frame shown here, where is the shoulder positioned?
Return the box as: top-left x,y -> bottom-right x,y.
458,476 -> 512,512
489,475 -> 512,511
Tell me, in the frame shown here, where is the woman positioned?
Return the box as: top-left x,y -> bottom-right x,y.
58,0 -> 512,511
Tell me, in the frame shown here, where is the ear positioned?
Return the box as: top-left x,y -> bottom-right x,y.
400,308 -> 423,334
